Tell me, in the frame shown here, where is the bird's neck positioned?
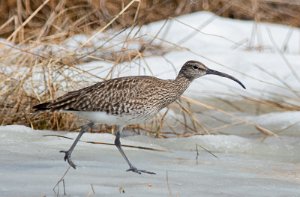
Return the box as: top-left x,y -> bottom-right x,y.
174,74 -> 193,95
154,74 -> 192,110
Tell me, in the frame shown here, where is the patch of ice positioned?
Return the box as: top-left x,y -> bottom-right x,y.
0,125 -> 300,196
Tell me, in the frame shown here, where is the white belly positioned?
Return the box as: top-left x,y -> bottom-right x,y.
66,111 -> 151,125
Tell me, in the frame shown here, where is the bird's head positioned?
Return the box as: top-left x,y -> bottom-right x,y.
178,60 -> 246,89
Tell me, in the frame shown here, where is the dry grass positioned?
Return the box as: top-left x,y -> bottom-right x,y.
1,0 -> 300,43
0,0 -> 299,137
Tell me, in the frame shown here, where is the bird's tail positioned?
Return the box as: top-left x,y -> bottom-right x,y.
33,102 -> 51,111
32,84 -> 95,112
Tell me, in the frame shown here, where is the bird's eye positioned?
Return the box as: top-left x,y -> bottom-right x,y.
192,65 -> 198,69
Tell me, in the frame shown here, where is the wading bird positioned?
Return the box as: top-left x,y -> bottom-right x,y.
34,60 -> 245,174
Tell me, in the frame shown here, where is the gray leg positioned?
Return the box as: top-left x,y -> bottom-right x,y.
114,126 -> 155,175
60,122 -> 94,169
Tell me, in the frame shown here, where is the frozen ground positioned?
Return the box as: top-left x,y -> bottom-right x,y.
0,125 -> 300,197
1,11 -> 300,196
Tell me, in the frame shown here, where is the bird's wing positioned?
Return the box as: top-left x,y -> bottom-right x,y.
33,76 -> 166,115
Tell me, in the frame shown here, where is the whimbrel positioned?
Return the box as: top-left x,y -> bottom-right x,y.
33,60 -> 245,174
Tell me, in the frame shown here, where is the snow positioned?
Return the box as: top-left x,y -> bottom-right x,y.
1,11 -> 300,196
0,125 -> 299,196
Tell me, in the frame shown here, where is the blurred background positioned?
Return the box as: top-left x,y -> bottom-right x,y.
0,0 -> 300,138
1,0 -> 300,42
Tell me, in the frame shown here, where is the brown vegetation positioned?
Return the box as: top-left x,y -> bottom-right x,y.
1,0 -> 300,43
0,0 -> 299,136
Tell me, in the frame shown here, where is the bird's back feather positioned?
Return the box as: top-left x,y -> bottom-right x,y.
33,76 -> 188,117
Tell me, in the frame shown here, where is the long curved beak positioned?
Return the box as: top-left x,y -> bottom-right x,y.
206,69 -> 246,89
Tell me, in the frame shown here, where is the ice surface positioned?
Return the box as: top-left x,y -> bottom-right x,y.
0,125 -> 299,197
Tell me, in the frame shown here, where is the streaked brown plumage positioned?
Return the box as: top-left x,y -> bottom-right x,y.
33,60 -> 245,174
35,76 -> 190,117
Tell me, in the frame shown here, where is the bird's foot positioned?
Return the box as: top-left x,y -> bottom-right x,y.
126,166 -> 156,175
60,150 -> 76,169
